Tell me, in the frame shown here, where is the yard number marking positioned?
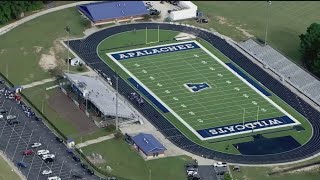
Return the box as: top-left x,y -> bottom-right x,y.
197,119 -> 203,123
226,80 -> 231,84
234,87 -> 240,91
243,94 -> 249,98
165,90 -> 171,94
252,101 -> 257,105
150,76 -> 155,80
134,63 -> 140,67
261,108 -> 267,112
142,69 -> 147,74
218,73 -> 223,77
189,111 -> 195,115
209,67 -> 215,71
194,54 -> 199,57
201,61 -> 207,64
157,83 -> 162,87
181,104 -> 187,108
173,97 -> 179,101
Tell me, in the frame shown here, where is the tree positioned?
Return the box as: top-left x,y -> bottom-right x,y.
299,23 -> 320,76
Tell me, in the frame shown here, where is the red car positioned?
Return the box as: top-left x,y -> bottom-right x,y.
23,149 -> 33,156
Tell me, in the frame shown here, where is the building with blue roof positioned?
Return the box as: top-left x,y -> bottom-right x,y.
131,133 -> 166,158
78,1 -> 149,26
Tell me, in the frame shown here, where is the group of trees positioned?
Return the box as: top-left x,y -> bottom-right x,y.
0,1 -> 44,25
299,23 -> 320,77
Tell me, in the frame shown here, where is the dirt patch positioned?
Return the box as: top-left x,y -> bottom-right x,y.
39,47 -> 57,71
0,49 -> 7,54
34,46 -> 43,53
287,164 -> 320,173
47,89 -> 98,135
216,16 -> 253,38
86,153 -> 106,165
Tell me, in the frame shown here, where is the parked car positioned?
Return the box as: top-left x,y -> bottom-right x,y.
42,154 -> 55,160
34,116 -> 42,121
106,177 -> 117,180
87,169 -> 94,175
0,114 -> 3,119
213,162 -> 227,167
23,149 -> 33,156
55,137 -> 63,143
31,142 -> 42,148
0,108 -> 8,114
6,115 -> 17,120
72,155 -> 80,162
17,161 -> 28,168
42,169 -> 53,175
72,174 -> 83,179
0,79 -> 4,84
47,176 -> 61,180
37,149 -> 50,156
8,120 -> 20,125
80,163 -> 88,169
44,157 -> 54,163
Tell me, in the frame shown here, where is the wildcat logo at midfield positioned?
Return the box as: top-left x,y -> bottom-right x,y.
184,83 -> 211,92
110,42 -> 200,60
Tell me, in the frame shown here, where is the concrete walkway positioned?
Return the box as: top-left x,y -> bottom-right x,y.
76,134 -> 115,148
0,1 -> 102,36
21,77 -> 57,89
0,151 -> 26,180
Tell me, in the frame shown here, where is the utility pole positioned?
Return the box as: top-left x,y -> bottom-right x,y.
114,74 -> 119,131
265,1 -> 272,45
65,26 -> 71,72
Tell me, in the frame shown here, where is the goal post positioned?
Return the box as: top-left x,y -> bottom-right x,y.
145,25 -> 160,45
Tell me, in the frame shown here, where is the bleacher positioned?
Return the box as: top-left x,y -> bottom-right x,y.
67,22 -> 320,164
239,39 -> 320,106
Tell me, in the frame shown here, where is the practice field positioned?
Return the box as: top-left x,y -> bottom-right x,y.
106,40 -> 300,140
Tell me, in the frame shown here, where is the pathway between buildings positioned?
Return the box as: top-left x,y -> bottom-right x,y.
76,133 -> 115,149
21,77 -> 57,89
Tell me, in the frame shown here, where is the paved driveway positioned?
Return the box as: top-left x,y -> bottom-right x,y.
0,83 -> 105,180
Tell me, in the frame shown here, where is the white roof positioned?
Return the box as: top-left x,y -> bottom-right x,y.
64,73 -> 136,119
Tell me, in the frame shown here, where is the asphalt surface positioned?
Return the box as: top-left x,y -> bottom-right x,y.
0,83 -> 106,180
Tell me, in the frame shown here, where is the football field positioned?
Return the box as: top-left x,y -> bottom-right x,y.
107,40 -> 300,140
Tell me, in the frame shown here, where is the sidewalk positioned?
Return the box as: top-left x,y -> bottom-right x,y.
76,134 -> 115,148
0,1 -> 102,36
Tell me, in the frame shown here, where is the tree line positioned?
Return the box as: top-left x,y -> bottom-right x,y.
0,1 -> 46,25
300,23 -> 320,78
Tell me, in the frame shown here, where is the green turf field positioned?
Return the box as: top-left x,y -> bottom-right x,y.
106,40 -> 300,140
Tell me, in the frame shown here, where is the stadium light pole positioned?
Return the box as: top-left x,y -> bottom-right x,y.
65,26 -> 71,73
264,1 -> 272,45
114,74 -> 119,131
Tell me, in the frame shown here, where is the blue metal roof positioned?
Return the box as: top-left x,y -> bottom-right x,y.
78,1 -> 149,22
132,133 -> 166,154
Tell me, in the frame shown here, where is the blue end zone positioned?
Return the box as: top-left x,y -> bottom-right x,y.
226,63 -> 271,96
128,78 -> 169,113
111,42 -> 200,60
197,116 -> 295,138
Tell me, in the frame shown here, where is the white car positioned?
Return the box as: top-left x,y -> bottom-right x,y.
37,149 -> 50,156
47,176 -> 61,180
0,114 -> 3,119
31,142 -> 42,148
6,115 -> 17,120
42,154 -> 55,160
213,162 -> 228,167
42,169 -> 52,175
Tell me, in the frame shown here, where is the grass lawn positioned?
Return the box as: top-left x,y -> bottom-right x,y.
231,156 -> 320,180
0,7 -> 86,85
181,1 -> 320,64
81,139 -> 193,180
0,155 -> 21,180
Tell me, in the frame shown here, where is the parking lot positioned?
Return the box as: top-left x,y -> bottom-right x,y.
0,83 -> 106,180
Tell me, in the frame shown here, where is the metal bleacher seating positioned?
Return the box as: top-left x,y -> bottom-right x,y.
67,23 -> 320,164
239,39 -> 320,106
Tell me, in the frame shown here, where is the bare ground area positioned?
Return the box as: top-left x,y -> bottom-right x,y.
47,89 -> 99,135
216,16 -> 254,38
